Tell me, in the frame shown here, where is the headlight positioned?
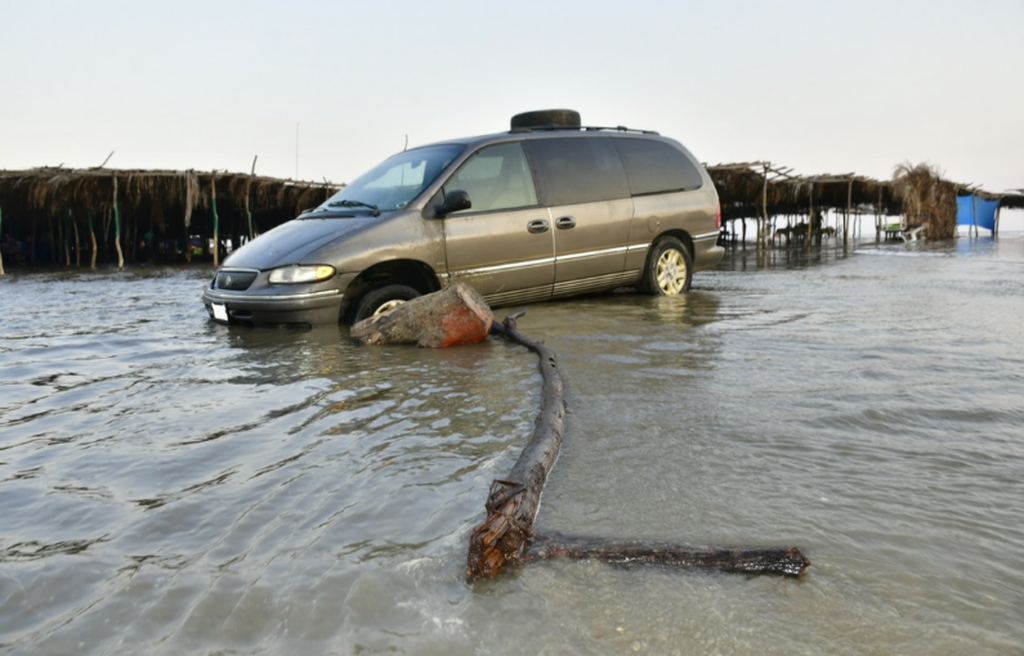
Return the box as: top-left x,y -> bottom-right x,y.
268,264 -> 336,284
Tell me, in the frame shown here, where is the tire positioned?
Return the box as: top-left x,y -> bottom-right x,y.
351,284 -> 420,323
510,109 -> 581,130
641,237 -> 693,296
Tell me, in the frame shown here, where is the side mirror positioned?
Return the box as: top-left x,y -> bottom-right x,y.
433,190 -> 471,218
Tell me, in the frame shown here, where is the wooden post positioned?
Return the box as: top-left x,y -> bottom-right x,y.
211,176 -> 220,268
760,164 -> 769,249
87,209 -> 98,270
72,211 -> 81,268
971,194 -> 979,238
246,156 -> 258,241
0,205 -> 5,276
845,178 -> 853,246
807,181 -> 814,245
184,173 -> 195,263
63,209 -> 71,267
113,175 -> 124,270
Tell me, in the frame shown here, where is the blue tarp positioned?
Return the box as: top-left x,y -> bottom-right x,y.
957,195 -> 1000,231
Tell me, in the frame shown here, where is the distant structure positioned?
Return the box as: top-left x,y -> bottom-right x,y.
0,167 -> 341,272
707,161 -> 1022,246
0,161 -> 1021,274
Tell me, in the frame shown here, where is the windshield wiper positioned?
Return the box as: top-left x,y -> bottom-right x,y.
326,199 -> 381,216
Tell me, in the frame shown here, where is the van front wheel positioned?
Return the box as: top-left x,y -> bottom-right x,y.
351,284 -> 421,323
641,237 -> 693,296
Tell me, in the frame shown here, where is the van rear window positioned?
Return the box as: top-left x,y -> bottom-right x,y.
524,138 -> 630,206
614,139 -> 704,196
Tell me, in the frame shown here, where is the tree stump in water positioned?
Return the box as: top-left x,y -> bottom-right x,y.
350,282 -> 493,348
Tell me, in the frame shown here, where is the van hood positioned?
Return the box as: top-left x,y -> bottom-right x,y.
222,215 -> 376,269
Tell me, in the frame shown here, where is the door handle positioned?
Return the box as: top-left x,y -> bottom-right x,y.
555,215 -> 576,230
527,219 -> 550,234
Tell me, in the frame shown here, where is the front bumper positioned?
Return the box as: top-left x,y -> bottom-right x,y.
202,287 -> 344,327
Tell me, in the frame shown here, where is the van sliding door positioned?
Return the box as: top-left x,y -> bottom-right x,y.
524,137 -> 635,297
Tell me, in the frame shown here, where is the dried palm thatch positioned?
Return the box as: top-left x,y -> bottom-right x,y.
0,167 -> 342,267
891,162 -> 959,239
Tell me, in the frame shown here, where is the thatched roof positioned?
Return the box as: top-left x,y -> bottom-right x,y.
0,167 -> 340,219
706,161 -> 1022,222
0,161 -> 1020,269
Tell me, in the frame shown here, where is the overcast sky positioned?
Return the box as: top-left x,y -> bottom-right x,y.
3,0 -> 1022,196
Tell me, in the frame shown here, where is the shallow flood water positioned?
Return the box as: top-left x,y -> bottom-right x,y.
2,237 -> 1023,655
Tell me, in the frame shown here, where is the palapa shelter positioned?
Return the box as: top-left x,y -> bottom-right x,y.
0,166 -> 341,272
1,160 -> 1021,275
706,162 -> 902,246
707,161 -> 1021,245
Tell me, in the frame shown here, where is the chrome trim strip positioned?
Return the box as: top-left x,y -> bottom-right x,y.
555,245 -> 630,262
205,288 -> 341,303
453,256 -> 555,277
217,267 -> 261,274
692,230 -> 720,240
454,245 -> 643,278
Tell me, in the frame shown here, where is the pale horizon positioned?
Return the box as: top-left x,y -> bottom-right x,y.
3,0 -> 1022,199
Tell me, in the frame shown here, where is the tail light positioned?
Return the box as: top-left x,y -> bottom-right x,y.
716,205 -> 722,229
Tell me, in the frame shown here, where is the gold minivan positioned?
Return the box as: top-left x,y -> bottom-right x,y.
203,110 -> 723,327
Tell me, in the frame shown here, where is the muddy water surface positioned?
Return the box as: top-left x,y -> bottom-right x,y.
2,237 -> 1023,654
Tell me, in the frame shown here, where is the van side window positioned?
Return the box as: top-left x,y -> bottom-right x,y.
443,142 -> 537,213
524,137 -> 630,206
613,138 -> 704,196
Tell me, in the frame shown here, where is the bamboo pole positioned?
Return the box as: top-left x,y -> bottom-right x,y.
972,194 -> 979,238
88,210 -> 98,270
72,211 -> 81,268
184,173 -> 194,263
845,178 -> 853,246
63,209 -> 71,267
113,176 -> 124,270
807,181 -> 814,245
246,156 -> 257,241
211,176 -> 219,268
760,164 -> 769,248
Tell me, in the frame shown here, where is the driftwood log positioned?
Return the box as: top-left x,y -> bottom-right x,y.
348,289 -> 810,581
525,532 -> 810,578
350,282 -> 493,348
467,312 -> 565,580
467,312 -> 809,581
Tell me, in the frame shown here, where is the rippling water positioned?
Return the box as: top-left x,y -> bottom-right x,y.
2,237 -> 1023,655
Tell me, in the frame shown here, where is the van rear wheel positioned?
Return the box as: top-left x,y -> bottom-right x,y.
351,284 -> 420,323
641,237 -> 693,296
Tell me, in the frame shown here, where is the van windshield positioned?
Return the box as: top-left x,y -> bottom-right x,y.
314,143 -> 465,214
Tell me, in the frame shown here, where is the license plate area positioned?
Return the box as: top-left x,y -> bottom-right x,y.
212,303 -> 229,322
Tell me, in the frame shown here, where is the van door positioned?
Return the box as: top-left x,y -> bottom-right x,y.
523,137 -> 635,297
440,142 -> 555,307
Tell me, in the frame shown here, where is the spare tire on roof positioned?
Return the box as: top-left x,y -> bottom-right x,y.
510,109 -> 581,130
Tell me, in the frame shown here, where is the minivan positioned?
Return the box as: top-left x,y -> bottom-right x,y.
203,110 -> 723,327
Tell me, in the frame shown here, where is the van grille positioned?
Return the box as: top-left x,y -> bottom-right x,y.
215,270 -> 258,291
